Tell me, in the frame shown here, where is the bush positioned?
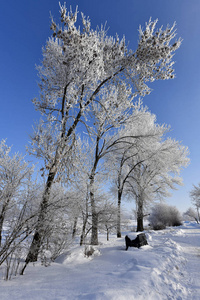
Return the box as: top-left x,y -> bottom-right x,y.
149,203 -> 182,230
84,245 -> 95,257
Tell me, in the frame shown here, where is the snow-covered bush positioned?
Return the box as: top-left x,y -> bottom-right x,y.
84,245 -> 95,257
149,203 -> 182,230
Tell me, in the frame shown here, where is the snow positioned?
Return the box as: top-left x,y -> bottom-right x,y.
0,221 -> 200,300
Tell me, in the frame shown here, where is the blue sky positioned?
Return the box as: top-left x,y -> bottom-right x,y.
0,0 -> 200,212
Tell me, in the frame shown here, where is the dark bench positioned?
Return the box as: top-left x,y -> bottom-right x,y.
125,233 -> 148,250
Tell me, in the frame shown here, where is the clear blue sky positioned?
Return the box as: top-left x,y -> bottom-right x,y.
0,0 -> 200,212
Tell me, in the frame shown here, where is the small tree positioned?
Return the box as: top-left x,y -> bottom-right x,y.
108,103 -> 189,234
0,176 -> 41,269
96,198 -> 118,241
0,140 -> 34,246
190,184 -> 200,222
183,207 -> 199,223
125,132 -> 189,232
107,105 -> 168,236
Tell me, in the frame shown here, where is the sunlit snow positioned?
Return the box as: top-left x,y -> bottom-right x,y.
0,221 -> 199,300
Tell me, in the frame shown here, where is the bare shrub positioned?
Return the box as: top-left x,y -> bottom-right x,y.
149,203 -> 182,230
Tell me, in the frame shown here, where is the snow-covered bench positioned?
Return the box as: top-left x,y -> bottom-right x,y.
125,233 -> 148,250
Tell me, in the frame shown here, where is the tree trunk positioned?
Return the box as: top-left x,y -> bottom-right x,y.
136,195 -> 144,232
0,212 -> 5,247
21,84 -> 84,275
196,207 -> 200,223
90,170 -> 99,245
21,169 -> 56,275
0,216 -> 4,248
117,190 -> 122,238
136,216 -> 144,232
0,197 -> 11,247
72,216 -> 78,239
80,216 -> 87,246
91,210 -> 98,245
89,137 -> 100,245
80,192 -> 89,246
106,225 -> 109,241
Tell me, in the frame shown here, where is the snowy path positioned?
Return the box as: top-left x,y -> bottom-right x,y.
0,222 -> 199,300
168,222 -> 200,300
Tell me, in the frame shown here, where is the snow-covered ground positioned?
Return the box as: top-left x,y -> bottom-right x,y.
0,221 -> 200,300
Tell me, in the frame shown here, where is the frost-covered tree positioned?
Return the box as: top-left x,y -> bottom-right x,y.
25,3 -> 181,264
190,184 -> 200,222
0,140 -> 34,247
108,105 -> 169,236
183,207 -> 199,223
98,200 -> 118,241
37,184 -> 74,265
0,170 -> 41,270
126,135 -> 189,231
86,86 -> 134,245
87,100 -> 160,244
109,106 -> 189,234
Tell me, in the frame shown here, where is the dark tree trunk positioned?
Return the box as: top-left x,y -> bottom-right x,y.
89,136 -> 101,246
21,84 -> 84,275
0,212 -> 5,247
136,196 -> 144,232
90,171 -> 98,245
80,194 -> 89,246
0,216 -> 4,247
90,174 -> 98,245
72,216 -> 78,238
21,169 -> 56,275
117,190 -> 122,238
27,173 -> 55,262
197,207 -> 200,224
136,216 -> 144,232
91,210 -> 98,245
106,225 -> 109,241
